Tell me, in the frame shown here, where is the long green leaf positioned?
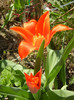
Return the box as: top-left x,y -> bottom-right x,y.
62,36 -> 74,61
0,85 -> 33,100
34,40 -> 45,75
45,48 -> 63,89
44,57 -> 64,89
45,48 -> 63,79
40,89 -> 74,100
44,36 -> 74,89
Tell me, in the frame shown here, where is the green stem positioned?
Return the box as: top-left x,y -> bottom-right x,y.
33,94 -> 39,100
43,81 -> 47,90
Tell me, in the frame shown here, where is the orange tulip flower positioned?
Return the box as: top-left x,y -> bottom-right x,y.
24,68 -> 42,94
10,11 -> 73,60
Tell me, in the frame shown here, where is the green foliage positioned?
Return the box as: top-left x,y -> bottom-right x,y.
1,0 -> 26,28
0,85 -> 33,100
0,60 -> 24,73
69,76 -> 74,84
0,66 -> 14,86
0,36 -> 73,99
45,48 -> 63,78
34,40 -> 45,75
0,0 -> 74,99
14,0 -> 25,13
0,60 -> 46,99
44,36 -> 74,89
1,4 -> 14,28
25,0 -> 31,5
45,48 -> 63,88
62,36 -> 74,61
0,60 -> 26,90
40,89 -> 74,100
47,0 -> 74,9
47,0 -> 61,8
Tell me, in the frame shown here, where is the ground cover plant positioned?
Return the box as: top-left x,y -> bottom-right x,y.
0,0 -> 74,100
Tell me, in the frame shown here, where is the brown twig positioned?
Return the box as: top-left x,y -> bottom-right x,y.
51,7 -> 74,25
52,15 -> 74,25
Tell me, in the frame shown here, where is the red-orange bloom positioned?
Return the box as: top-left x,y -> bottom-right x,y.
10,11 -> 73,60
24,68 -> 42,94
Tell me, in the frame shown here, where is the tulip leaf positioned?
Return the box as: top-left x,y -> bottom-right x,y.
59,63 -> 66,86
45,47 -> 63,89
62,36 -> 74,61
44,57 -> 64,89
0,85 -> 33,100
44,36 -> 74,89
45,48 -> 63,79
40,89 -> 74,100
34,40 -> 45,75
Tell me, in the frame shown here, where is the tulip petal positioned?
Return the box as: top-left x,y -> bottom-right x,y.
24,72 -> 39,93
35,68 -> 42,89
35,36 -> 44,50
43,11 -> 50,38
36,11 -> 49,35
50,24 -> 73,39
23,19 -> 37,35
24,73 -> 30,80
26,81 -> 39,94
43,12 -> 50,47
18,40 -> 35,60
24,68 -> 42,94
10,27 -> 33,43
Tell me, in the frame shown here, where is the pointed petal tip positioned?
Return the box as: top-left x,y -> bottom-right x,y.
24,72 -> 29,76
50,24 -> 74,37
19,52 -> 27,60
36,11 -> 49,35
40,67 -> 42,71
45,11 -> 49,14
20,56 -> 25,60
38,67 -> 42,72
24,72 -> 26,75
69,27 -> 74,30
58,24 -> 74,30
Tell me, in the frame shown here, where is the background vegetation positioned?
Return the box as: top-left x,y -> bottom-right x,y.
0,0 -> 74,100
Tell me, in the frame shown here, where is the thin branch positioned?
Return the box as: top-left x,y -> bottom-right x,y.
52,15 -> 74,25
51,7 -> 74,25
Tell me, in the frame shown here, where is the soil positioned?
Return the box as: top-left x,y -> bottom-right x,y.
0,0 -> 74,92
